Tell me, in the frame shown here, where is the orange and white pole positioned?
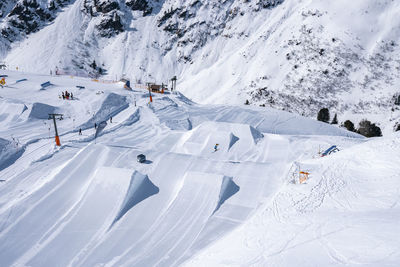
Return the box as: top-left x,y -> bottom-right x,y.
148,87 -> 153,102
49,114 -> 61,146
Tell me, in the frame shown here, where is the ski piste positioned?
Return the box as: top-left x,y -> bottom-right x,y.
0,69 -> 399,266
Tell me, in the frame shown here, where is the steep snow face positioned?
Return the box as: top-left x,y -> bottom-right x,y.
1,0 -> 400,134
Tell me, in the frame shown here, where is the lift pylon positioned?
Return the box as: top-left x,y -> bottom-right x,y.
48,113 -> 63,146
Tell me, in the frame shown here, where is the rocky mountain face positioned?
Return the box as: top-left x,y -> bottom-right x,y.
156,0 -> 284,62
1,0 -> 400,134
249,25 -> 400,116
1,0 -> 71,48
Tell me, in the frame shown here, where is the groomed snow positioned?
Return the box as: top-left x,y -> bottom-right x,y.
0,70 -> 399,266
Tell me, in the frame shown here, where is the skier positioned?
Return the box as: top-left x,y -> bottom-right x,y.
79,128 -> 82,135
94,123 -> 97,129
214,143 -> 219,152
62,92 -> 65,100
110,116 -> 112,123
71,92 -> 73,100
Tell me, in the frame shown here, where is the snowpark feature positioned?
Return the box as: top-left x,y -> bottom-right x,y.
186,134 -> 400,266
0,99 -> 27,128
40,81 -> 52,90
28,103 -> 59,120
80,92 -> 129,130
0,69 -> 399,266
0,138 -> 25,171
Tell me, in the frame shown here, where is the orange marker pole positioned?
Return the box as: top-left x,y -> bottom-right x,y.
55,135 -> 61,146
51,114 -> 61,146
149,87 -> 153,102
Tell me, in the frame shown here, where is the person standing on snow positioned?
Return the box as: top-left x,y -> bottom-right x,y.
79,128 -> 82,135
214,143 -> 219,152
110,116 -> 112,123
94,123 -> 97,129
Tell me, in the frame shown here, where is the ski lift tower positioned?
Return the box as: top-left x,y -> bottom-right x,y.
171,76 -> 177,92
48,113 -> 63,146
146,82 -> 153,103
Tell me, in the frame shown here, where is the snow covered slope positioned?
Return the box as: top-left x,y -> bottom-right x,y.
6,70 -> 399,267
1,0 -> 400,134
186,133 -> 400,266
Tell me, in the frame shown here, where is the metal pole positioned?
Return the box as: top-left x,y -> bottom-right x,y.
148,86 -> 153,102
52,115 -> 59,136
49,114 -> 62,146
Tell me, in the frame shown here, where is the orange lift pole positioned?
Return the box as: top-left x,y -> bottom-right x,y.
48,113 -> 63,146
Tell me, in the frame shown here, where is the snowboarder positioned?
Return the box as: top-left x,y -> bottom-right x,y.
79,128 -> 82,135
110,116 -> 112,123
214,143 -> 219,152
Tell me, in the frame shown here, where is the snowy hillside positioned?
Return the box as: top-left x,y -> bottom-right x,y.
0,70 -> 399,266
187,133 -> 400,266
1,0 -> 400,134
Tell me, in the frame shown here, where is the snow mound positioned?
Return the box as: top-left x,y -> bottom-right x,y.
28,103 -> 58,120
94,121 -> 107,138
172,121 -> 264,156
0,99 -> 27,126
164,118 -> 193,131
112,171 -> 159,225
122,109 -> 141,126
250,126 -> 264,144
0,138 -> 25,171
124,171 -> 224,266
228,133 -> 239,150
213,176 -> 240,214
24,167 -> 134,267
22,104 -> 28,114
80,93 -> 129,130
150,97 -> 192,130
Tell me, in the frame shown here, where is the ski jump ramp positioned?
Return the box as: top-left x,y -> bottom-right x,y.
0,162 -> 160,267
0,122 -> 291,266
21,167 -> 136,267
78,122 -> 290,266
78,151 -> 286,266
171,121 -> 289,163
0,144 -> 110,266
